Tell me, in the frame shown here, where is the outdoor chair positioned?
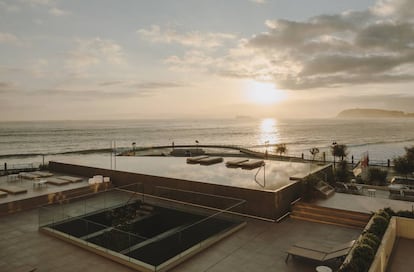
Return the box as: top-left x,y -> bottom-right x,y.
285,240 -> 355,263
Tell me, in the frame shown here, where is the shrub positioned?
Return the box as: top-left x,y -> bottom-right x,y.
350,243 -> 375,272
353,243 -> 374,260
368,215 -> 389,237
340,257 -> 369,272
383,207 -> 396,217
377,209 -> 391,221
367,167 -> 388,186
362,232 -> 381,246
396,210 -> 414,218
360,236 -> 380,252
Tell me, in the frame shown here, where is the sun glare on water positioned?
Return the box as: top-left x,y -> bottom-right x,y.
245,81 -> 287,105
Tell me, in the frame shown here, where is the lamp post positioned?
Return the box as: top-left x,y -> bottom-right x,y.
332,141 -> 337,168
132,142 -> 136,156
265,140 -> 269,159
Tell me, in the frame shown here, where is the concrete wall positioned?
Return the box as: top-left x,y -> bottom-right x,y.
369,217 -> 396,272
49,161 -> 303,220
395,217 -> 414,239
369,216 -> 414,272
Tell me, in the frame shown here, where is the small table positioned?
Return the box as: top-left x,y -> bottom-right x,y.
316,265 -> 332,272
367,188 -> 376,197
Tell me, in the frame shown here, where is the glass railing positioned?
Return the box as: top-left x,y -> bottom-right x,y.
38,183 -> 246,270
38,183 -> 144,227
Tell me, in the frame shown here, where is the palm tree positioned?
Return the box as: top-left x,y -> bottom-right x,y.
331,143 -> 348,161
309,147 -> 320,161
276,143 -> 287,156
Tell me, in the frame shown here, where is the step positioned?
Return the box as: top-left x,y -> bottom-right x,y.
290,214 -> 365,229
293,203 -> 371,221
290,210 -> 368,228
314,186 -> 335,198
290,208 -> 369,222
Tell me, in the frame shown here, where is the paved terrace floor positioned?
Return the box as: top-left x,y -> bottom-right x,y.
0,206 -> 360,272
313,191 -> 414,214
387,238 -> 414,272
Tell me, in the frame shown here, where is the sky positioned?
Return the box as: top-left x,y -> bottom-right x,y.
1,0 -> 414,121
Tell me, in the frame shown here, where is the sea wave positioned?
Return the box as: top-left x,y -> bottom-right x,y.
0,147 -> 117,159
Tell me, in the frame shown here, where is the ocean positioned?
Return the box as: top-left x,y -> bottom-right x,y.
1,118 -> 414,166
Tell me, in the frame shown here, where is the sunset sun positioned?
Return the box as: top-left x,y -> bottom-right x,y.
245,81 -> 287,105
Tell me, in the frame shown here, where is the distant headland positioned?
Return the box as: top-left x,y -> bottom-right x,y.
337,108 -> 414,118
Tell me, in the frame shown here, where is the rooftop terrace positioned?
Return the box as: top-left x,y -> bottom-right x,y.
0,205 -> 360,272
3,156 -> 414,271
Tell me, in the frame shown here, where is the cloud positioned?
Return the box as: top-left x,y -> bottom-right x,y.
249,0 -> 266,4
138,25 -> 236,48
65,38 -> 125,74
0,81 -> 16,94
18,0 -> 70,16
49,7 -> 69,16
0,1 -> 20,12
372,0 -> 414,19
244,9 -> 414,89
132,81 -> 187,89
0,81 -> 13,88
21,0 -> 55,5
0,32 -> 20,45
323,93 -> 414,113
98,81 -> 124,86
30,59 -> 49,78
162,0 -> 414,90
16,87 -> 154,101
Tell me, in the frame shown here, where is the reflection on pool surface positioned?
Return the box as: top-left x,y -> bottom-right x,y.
58,155 -> 324,191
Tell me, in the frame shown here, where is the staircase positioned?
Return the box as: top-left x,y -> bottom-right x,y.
314,181 -> 335,199
290,201 -> 371,229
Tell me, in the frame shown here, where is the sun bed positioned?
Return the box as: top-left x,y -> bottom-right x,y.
225,159 -> 249,168
285,240 -> 355,263
239,159 -> 265,170
186,155 -> 209,164
58,176 -> 83,183
18,172 -> 41,180
335,182 -> 362,194
199,157 -> 224,165
46,177 -> 71,186
32,171 -> 54,177
0,185 -> 28,195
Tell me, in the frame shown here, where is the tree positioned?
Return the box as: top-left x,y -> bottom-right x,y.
276,143 -> 287,156
331,143 -> 348,161
405,146 -> 414,162
335,160 -> 350,182
393,156 -> 414,178
309,147 -> 320,161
